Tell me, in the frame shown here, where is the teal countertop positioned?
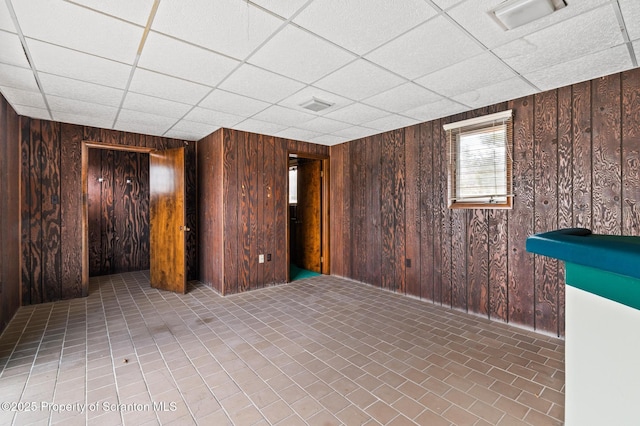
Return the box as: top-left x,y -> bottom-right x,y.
527,228 -> 640,310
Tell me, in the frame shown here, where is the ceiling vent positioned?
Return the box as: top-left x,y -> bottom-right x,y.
299,97 -> 334,112
490,0 -> 567,30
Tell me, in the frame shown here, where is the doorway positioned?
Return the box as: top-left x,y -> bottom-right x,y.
288,154 -> 329,281
81,141 -> 188,294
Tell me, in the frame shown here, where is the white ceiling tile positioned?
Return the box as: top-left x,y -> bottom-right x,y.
0,31 -> 30,68
252,105 -> 316,127
38,73 -> 123,107
362,114 -> 420,132
249,25 -> 356,83
324,102 -> 389,125
620,0 -> 640,41
66,0 -> 156,26
416,53 -> 516,97
233,118 -> 288,135
635,40 -> 640,61
199,89 -> 270,117
113,120 -> 168,138
14,105 -> 51,120
152,0 -> 283,60
129,68 -> 211,105
218,64 -> 305,103
27,39 -> 131,88
12,0 -> 143,64
331,126 -> 381,140
402,98 -> 468,121
123,92 -> 192,119
184,107 -> 245,127
452,77 -> 537,109
116,109 -> 177,134
169,120 -> 220,141
139,32 -> 240,87
0,86 -> 46,109
294,0 -> 437,55
314,60 -> 405,101
275,127 -> 323,142
366,16 -> 484,79
362,82 -> 442,114
51,111 -> 113,129
447,0 -> 612,49
432,0 -> 465,11
309,134 -> 349,146
0,63 -> 39,91
492,5 -> 624,74
296,116 -> 352,133
525,45 -> 633,91
278,86 -> 352,115
0,2 -> 16,32
250,0 -> 309,19
47,95 -> 119,120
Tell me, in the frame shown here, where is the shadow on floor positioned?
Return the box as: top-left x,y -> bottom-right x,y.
289,263 -> 320,281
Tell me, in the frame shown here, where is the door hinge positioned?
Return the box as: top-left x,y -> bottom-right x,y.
320,170 -> 323,177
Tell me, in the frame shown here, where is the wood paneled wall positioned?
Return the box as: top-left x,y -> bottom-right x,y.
330,69 -> 640,336
197,129 -> 328,295
88,149 -> 150,276
0,94 -> 21,334
20,119 -> 197,305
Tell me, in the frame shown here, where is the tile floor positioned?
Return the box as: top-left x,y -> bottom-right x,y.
0,272 -> 564,425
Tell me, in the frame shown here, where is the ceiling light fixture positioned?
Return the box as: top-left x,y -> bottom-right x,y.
490,0 -> 567,30
299,97 -> 334,112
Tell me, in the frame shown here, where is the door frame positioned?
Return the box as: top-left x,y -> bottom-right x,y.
287,151 -> 330,281
81,140 -> 154,293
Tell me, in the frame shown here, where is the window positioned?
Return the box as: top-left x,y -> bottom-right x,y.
443,110 -> 513,209
289,168 -> 297,204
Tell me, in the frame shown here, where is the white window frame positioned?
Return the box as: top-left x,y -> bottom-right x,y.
443,110 -> 513,209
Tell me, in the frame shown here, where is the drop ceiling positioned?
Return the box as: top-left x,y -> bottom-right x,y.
0,0 -> 638,146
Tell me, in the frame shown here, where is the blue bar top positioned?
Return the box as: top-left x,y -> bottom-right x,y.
526,228 -> 640,280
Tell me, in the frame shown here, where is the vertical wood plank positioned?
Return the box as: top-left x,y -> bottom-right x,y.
432,121 -> 444,305
405,124 -> 421,298
263,136 -> 276,285
488,209 -> 508,322
273,138 -> 287,283
100,149 -> 115,274
380,133 -> 395,290
239,131 -> 251,292
441,118 -> 454,308
29,119 -> 43,304
87,149 -> 102,276
557,85 -> 573,336
248,134 -> 259,290
223,130 -> 239,294
393,130 -> 406,294
350,138 -> 367,284
419,122 -> 434,301
20,117 -> 31,305
184,140 -> 197,280
450,209 -> 466,310
621,70 -> 640,236
534,90 -> 559,334
591,74 -> 622,235
573,81 -> 592,229
329,144 -> 346,277
467,209 -> 488,316
256,135 -> 265,288
508,96 -> 535,328
366,136 -> 382,287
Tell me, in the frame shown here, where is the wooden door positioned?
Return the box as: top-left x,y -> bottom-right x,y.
296,159 -> 322,273
150,148 -> 186,293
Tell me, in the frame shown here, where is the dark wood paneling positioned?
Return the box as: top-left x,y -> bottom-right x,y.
365,136 -> 381,287
20,117 -> 31,305
380,133 -> 395,291
88,149 -> 102,276
393,129 -> 406,295
263,135 -> 275,286
488,209 -> 508,322
440,118 -> 453,308
29,119 -> 43,304
60,123 -> 83,298
405,123 -> 421,298
467,208 -> 488,316
0,95 -> 21,333
223,130 -> 239,295
431,121 -> 443,305
185,141 -> 197,281
592,74 -> 622,235
622,70 -> 640,236
418,122 -> 434,301
273,137 -> 287,284
534,91 -> 559,333
330,143 -> 347,277
238,131 -> 250,293
572,81 -> 592,230
351,138 -> 367,284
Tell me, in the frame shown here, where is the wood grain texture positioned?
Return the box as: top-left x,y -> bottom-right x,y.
238,131 -> 251,293
296,159 -> 322,272
223,130 -> 239,295
488,209 -> 508,322
87,149 -> 102,276
149,148 -> 186,293
0,95 -> 21,333
592,74 -> 622,235
467,208 -> 488,315
249,134 -> 259,289
380,133 -> 395,291
60,123 -> 83,299
557,86 -> 573,336
29,119 -> 43,304
100,149 -> 115,273
350,138 -> 367,284
431,121 -> 443,305
393,130 -> 406,295
273,137 -> 287,284
365,136 -> 381,287
622,70 -> 640,236
184,141 -> 197,281
419,122 -> 434,301
440,118 -> 453,308
572,81 -> 593,229
534,90 -> 559,333
20,117 -> 31,305
329,144 -> 347,277
262,135 -> 275,286
404,124 -> 421,298
508,96 -> 535,327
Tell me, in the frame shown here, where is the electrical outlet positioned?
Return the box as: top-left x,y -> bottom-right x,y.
267,254 -> 271,261
259,254 -> 264,264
